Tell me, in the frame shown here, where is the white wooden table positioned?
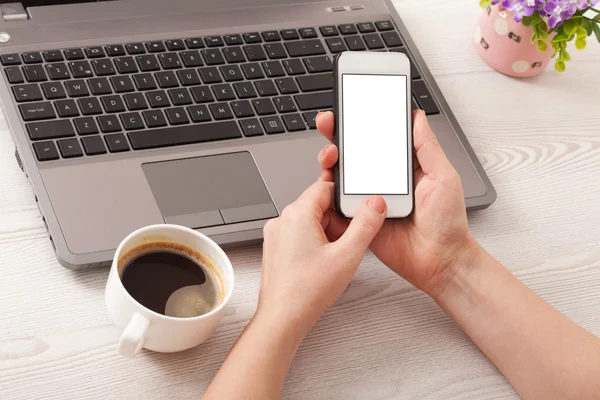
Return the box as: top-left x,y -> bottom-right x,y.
2,1 -> 599,398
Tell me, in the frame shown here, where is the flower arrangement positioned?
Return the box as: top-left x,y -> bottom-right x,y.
479,0 -> 600,71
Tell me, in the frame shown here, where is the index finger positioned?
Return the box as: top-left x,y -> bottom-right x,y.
316,111 -> 335,142
292,180 -> 335,220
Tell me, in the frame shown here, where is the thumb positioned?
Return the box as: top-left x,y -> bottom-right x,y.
335,196 -> 387,255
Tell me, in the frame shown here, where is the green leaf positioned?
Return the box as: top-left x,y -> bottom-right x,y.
555,60 -> 566,72
575,37 -> 587,49
593,21 -> 600,43
576,26 -> 588,37
552,33 -> 569,42
560,41 -> 567,49
564,20 -> 577,35
537,40 -> 548,52
531,32 -> 538,43
538,30 -> 549,39
562,49 -> 571,60
523,12 -> 543,27
582,18 -> 593,36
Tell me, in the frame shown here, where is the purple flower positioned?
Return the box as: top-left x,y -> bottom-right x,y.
502,0 -> 537,22
545,0 -> 599,28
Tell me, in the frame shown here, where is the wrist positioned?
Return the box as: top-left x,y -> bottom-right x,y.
250,305 -> 310,350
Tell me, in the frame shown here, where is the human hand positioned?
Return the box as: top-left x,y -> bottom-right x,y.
315,110 -> 482,298
256,180 -> 387,334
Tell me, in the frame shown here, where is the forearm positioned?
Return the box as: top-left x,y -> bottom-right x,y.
435,246 -> 600,400
203,311 -> 306,400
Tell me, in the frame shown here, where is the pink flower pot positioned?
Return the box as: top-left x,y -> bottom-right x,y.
474,5 -> 554,78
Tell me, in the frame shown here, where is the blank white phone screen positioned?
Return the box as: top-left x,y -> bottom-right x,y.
342,74 -> 409,195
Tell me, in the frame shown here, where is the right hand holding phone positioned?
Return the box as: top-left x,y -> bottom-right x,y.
316,110 -> 482,298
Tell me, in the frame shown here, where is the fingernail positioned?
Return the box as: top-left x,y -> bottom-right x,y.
320,144 -> 330,157
367,196 -> 386,214
316,111 -> 323,119
320,169 -> 327,178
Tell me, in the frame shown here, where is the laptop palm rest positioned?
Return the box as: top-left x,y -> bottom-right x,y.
142,151 -> 278,229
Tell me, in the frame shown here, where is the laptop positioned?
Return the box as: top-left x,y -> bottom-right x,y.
0,0 -> 496,269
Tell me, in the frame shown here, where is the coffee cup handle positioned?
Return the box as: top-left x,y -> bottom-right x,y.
118,313 -> 150,358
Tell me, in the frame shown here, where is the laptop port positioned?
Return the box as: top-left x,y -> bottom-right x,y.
14,148 -> 23,172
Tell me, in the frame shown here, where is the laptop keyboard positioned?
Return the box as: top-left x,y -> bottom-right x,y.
1,21 -> 440,162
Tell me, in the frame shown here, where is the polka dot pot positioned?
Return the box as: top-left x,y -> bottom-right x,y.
475,5 -> 554,78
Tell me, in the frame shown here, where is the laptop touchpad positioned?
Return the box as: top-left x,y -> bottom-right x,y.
142,152 -> 278,229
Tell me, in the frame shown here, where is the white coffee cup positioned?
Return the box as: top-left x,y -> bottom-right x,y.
105,224 -> 235,358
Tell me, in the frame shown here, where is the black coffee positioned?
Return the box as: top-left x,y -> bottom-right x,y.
120,242 -> 223,318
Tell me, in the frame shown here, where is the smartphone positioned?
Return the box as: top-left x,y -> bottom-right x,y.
333,51 -> 414,218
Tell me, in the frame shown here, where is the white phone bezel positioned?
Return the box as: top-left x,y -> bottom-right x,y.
336,51 -> 414,218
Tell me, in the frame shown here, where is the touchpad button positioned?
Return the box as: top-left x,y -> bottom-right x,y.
142,152 -> 278,229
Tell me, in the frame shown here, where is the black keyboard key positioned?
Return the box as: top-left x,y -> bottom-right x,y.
81,135 -> 106,155
264,43 -> 287,59
114,56 -> 139,74
190,86 -> 214,103
208,103 -> 233,121
185,38 -> 205,49
233,81 -> 257,99
262,61 -> 284,78
85,47 -> 105,58
45,63 -> 70,80
303,111 -> 319,129
412,97 -> 419,112
91,59 -> 115,76
205,36 -> 224,47
381,31 -> 403,47
231,100 -> 255,118
155,71 -> 179,88
64,48 -> 85,60
133,73 -> 157,90
243,32 -> 262,44
106,45 -> 126,57
158,53 -> 182,69
345,35 -> 366,51
285,39 -> 326,57
22,52 -> 43,64
363,33 -> 385,50
126,43 -> 146,55
299,28 -> 317,39
120,112 -> 145,130
389,48 -> 420,79
26,120 -> 75,140
375,20 -> 394,31
129,121 -> 241,150
165,107 -> 190,125
19,101 -> 56,121
274,96 -> 297,113
275,77 -> 299,94
23,65 -> 47,82
78,97 -> 103,115
5,66 -> 24,83
43,50 -> 64,62
198,67 -> 221,84
65,80 -> 89,97
282,113 -> 306,131
146,90 -> 171,108
296,73 -> 333,92
338,24 -> 357,35
282,59 -> 305,75
202,49 -> 225,65
220,65 -> 243,82
242,63 -> 265,79
124,93 -> 148,110
180,50 -> 203,67
110,75 -> 135,93
146,41 -> 166,53
101,95 -> 125,113
168,88 -> 193,105
176,69 -> 201,86
357,22 -> 376,33
187,105 -> 211,122
57,138 -> 83,158
222,47 -> 246,63
13,84 -> 43,102
320,26 -> 339,37
69,61 -> 94,78
281,29 -> 299,40
240,118 -> 264,136
295,91 -> 333,110
244,45 -> 267,61
33,141 -> 59,161
105,133 -> 130,152
165,39 -> 186,51
137,55 -> 160,72
88,77 -> 112,95
212,83 -> 236,101
142,109 -> 168,127
261,116 -> 285,134
74,117 -> 99,135
224,34 -> 244,46
262,31 -> 281,42
255,80 -> 278,96
98,115 -> 122,132
303,56 -> 333,73
55,99 -> 79,117
41,82 -> 66,100
412,80 -> 439,115
1,54 -> 21,66
325,37 -> 347,53
252,98 -> 276,115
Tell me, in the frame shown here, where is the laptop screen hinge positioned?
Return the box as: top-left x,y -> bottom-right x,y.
0,2 -> 29,21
